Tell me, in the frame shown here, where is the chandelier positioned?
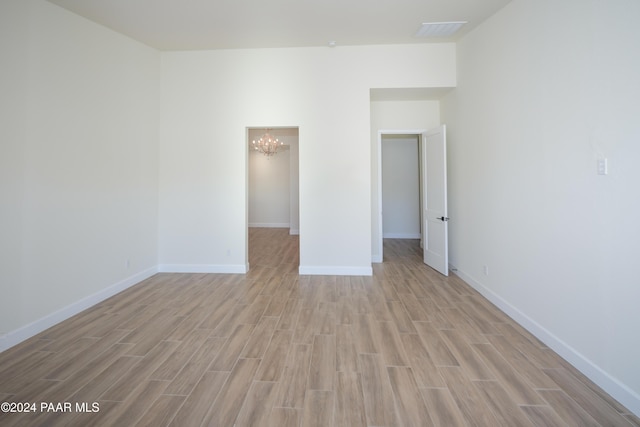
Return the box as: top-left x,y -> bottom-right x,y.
252,130 -> 283,156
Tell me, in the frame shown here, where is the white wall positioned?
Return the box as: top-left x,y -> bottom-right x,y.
381,136 -> 420,238
0,0 -> 160,349
441,0 -> 640,414
0,0 -> 29,342
159,45 -> 455,275
248,132 -> 291,228
370,100 -> 442,261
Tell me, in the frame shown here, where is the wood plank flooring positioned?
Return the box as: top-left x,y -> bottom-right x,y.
1,228 -> 638,426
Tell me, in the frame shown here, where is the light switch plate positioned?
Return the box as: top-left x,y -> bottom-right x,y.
597,158 -> 608,175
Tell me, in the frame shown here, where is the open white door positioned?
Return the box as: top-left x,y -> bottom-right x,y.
422,125 -> 449,276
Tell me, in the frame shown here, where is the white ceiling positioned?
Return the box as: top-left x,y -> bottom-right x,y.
46,0 -> 512,51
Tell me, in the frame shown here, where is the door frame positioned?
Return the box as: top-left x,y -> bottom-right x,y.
375,129 -> 427,263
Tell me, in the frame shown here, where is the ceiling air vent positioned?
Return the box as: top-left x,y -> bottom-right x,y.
415,21 -> 467,38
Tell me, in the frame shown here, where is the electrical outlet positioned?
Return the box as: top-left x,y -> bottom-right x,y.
483,265 -> 489,276
125,259 -> 130,269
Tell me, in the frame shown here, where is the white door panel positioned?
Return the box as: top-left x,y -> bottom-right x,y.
422,125 -> 449,276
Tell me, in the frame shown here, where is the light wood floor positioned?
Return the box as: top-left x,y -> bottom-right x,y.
1,228 -> 638,426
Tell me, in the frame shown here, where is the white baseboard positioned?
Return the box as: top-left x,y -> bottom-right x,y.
382,233 -> 421,239
249,223 -> 290,228
0,266 -> 158,353
248,225 -> 298,234
451,264 -> 640,417
158,264 -> 248,274
371,254 -> 382,263
298,265 -> 372,276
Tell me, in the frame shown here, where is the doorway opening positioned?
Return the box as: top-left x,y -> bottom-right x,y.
376,126 -> 449,275
246,127 -> 300,271
377,130 -> 426,263
381,134 -> 422,239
